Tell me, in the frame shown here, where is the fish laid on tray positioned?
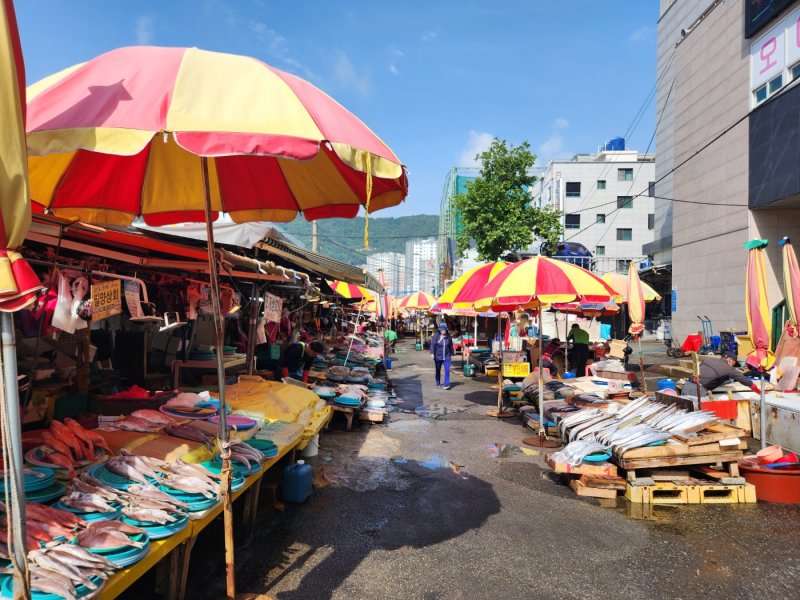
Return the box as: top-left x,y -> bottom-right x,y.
0,501 -> 89,551
558,397 -> 720,456
24,541 -> 116,597
76,521 -> 146,550
35,418 -> 111,478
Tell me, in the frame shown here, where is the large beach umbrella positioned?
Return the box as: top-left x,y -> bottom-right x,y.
25,45 -> 407,598
744,239 -> 774,450
437,262 -> 507,310
474,257 -> 617,444
601,272 -> 661,303
328,280 -> 374,300
779,237 -> 800,336
397,290 -> 436,310
0,0 -> 37,593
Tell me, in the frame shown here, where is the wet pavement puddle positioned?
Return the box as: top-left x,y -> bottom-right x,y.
486,443 -> 539,459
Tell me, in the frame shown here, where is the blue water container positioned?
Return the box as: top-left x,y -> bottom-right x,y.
605,137 -> 625,151
562,372 -> 576,380
657,378 -> 677,391
283,460 -> 313,503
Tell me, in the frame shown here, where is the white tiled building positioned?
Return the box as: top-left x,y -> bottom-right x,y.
366,252 -> 406,295
532,147 -> 656,274
404,238 -> 438,295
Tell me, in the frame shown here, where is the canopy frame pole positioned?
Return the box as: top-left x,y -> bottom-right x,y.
245,282 -> 259,375
344,302 -> 364,367
202,157 -> 235,600
1,312 -> 30,598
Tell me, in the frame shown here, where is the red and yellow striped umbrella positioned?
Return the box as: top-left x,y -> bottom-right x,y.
626,261 -> 646,338
397,291 -> 436,311
551,299 -> 620,318
780,237 -> 800,336
25,46 -> 407,227
474,257 -> 618,312
437,262 -> 507,310
745,240 -> 774,370
328,280 -> 374,300
601,272 -> 661,303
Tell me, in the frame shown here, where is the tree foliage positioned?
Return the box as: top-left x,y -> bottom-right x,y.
453,138 -> 563,261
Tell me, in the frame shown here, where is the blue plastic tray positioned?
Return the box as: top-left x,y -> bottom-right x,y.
24,481 -> 65,504
52,501 -> 120,521
86,464 -> 147,490
121,513 -> 189,540
1,573 -> 104,599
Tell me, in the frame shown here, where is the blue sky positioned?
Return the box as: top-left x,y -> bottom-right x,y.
16,0 -> 658,217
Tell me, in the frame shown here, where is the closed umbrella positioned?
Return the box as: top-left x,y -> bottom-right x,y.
0,0 -> 39,594
474,257 -> 617,443
25,45 -> 407,599
744,239 -> 774,449
626,261 -> 649,392
779,237 -> 800,336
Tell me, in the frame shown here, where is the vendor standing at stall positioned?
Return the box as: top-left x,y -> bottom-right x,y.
681,350 -> 761,398
567,323 -> 590,376
280,340 -> 327,384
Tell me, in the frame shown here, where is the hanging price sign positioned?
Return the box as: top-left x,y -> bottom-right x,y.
502,362 -> 530,377
263,292 -> 283,323
91,279 -> 122,321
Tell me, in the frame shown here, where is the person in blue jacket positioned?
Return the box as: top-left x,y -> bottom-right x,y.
430,323 -> 455,389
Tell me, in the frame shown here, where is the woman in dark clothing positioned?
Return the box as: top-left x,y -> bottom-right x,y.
430,323 -> 455,389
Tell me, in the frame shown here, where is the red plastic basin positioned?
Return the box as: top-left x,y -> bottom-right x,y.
740,459 -> 800,503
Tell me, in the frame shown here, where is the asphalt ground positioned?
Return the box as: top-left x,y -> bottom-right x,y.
131,339 -> 800,599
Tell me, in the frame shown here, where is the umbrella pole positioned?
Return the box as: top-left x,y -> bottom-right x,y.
344,303 -> 364,367
638,337 -> 648,393
524,311 -> 560,448
202,158 -> 235,600
497,315 -> 504,413
0,313 -> 30,598
760,370 -> 767,449
563,312 -> 569,374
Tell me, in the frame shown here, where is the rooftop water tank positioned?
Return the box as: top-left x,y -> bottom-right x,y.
605,137 -> 625,151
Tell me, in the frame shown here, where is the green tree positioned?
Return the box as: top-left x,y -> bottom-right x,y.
453,138 -> 562,261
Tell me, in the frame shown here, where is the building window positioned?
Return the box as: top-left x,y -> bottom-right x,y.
565,213 -> 581,229
753,74 -> 784,105
617,228 -> 632,241
597,180 -> 606,190
617,196 -> 633,209
792,62 -> 800,81
617,259 -> 628,272
565,182 -> 581,197
597,213 -> 606,223
596,246 -> 605,256
618,168 -> 633,182
648,181 -> 655,197
648,213 -> 655,230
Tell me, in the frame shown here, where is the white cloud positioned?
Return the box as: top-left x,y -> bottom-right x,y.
628,25 -> 655,44
391,48 -> 405,57
135,16 -> 153,44
537,117 -> 571,165
248,20 -> 288,56
458,130 -> 494,167
330,49 -> 371,96
389,64 -> 399,75
421,30 -> 438,42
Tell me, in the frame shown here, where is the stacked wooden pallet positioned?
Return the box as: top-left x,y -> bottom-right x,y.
545,453 -> 627,499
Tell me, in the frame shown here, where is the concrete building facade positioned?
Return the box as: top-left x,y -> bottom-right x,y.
365,252 -> 406,295
532,149 -> 656,275
656,0 -> 800,342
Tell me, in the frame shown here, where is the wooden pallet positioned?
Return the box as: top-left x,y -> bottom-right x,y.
625,479 -> 756,505
545,453 -> 618,476
570,478 -> 619,499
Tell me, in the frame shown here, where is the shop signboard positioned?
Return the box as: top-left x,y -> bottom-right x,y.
502,362 -> 530,377
263,292 -> 283,323
124,280 -> 143,319
91,279 -> 122,321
